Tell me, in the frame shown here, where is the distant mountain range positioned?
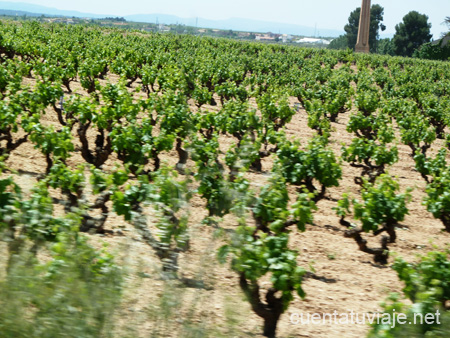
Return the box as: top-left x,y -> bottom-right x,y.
126,14 -> 344,37
0,8 -> 40,16
0,1 -> 344,37
0,1 -> 105,18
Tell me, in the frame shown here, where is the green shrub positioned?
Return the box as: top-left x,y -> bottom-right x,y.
368,250 -> 450,337
0,232 -> 122,338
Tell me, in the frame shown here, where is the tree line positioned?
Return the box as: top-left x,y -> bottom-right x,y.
329,5 -> 449,60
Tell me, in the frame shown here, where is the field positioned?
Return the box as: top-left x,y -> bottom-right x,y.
0,21 -> 450,338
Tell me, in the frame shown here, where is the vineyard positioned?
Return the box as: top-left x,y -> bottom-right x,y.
0,20 -> 450,338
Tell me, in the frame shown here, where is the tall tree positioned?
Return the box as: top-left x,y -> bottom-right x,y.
328,35 -> 348,50
377,38 -> 395,56
393,11 -> 432,57
445,16 -> 450,36
344,4 -> 386,52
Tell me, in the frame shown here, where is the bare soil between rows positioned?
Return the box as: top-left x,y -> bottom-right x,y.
2,73 -> 449,338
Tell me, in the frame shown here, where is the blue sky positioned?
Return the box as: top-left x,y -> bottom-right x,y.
4,0 -> 450,38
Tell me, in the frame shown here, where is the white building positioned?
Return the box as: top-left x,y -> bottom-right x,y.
296,37 -> 331,45
281,34 -> 293,43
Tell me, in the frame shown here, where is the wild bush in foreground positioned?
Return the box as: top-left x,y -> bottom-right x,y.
368,250 -> 450,337
0,232 -> 122,338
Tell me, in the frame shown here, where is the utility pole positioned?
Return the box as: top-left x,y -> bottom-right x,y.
355,0 -> 371,53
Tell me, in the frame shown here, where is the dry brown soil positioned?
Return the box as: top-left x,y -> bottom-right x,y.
2,73 -> 449,338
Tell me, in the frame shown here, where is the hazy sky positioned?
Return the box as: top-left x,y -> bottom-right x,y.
4,0 -> 450,38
